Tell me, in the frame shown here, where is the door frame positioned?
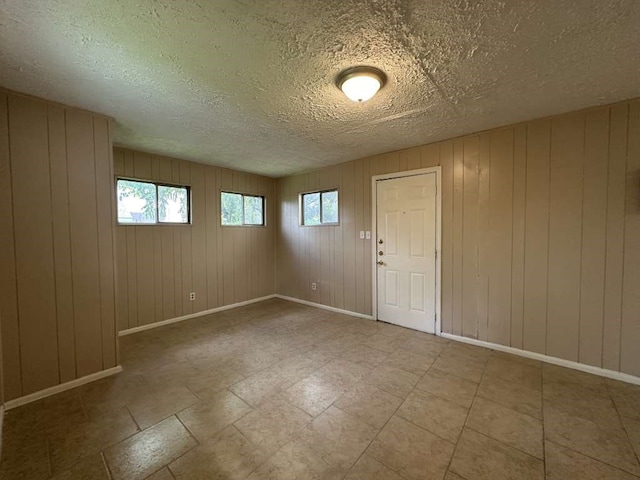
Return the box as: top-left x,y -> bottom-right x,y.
371,167 -> 442,336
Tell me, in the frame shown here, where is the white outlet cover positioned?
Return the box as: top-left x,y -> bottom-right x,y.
359,231 -> 365,239
366,231 -> 371,239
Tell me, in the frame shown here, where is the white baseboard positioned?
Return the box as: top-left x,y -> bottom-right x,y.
441,333 -> 640,386
274,295 -> 375,320
4,366 -> 123,410
119,294 -> 278,336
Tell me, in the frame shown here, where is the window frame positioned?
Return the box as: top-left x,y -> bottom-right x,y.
220,190 -> 266,227
299,188 -> 340,226
116,177 -> 192,226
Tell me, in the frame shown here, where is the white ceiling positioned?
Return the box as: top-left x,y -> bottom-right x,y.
1,1 -> 639,177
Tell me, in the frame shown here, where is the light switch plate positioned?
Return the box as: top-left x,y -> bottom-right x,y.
359,231 -> 365,239
365,231 -> 371,239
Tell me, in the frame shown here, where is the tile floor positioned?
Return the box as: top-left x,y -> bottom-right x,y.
2,298 -> 640,479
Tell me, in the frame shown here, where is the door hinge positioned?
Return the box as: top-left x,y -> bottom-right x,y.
435,313 -> 437,323
435,250 -> 438,260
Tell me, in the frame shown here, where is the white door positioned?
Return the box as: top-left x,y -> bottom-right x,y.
376,173 -> 437,333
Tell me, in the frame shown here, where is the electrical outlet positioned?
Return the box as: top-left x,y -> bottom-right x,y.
189,292 -> 195,301
366,231 -> 371,239
359,231 -> 365,239
311,282 -> 317,291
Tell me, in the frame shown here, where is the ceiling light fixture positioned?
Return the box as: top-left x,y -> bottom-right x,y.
336,66 -> 387,102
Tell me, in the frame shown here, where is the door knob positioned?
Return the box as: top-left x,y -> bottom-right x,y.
378,239 -> 383,244
377,260 -> 384,265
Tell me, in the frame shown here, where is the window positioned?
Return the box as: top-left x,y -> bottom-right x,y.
221,192 -> 265,226
117,179 -> 190,224
300,189 -> 339,225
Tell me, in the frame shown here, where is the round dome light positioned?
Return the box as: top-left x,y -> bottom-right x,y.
336,66 -> 387,102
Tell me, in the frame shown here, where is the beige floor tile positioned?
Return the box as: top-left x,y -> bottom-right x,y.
607,379 -> 640,421
546,441 -> 638,479
48,406 -> 140,473
476,374 -> 542,419
489,350 -> 540,366
177,390 -> 253,441
229,370 -> 291,407
466,397 -> 543,459
182,365 -> 246,400
367,415 -> 455,480
443,343 -> 492,361
484,357 -> 542,391
415,369 -> 477,408
401,337 -> 448,357
313,359 -> 372,389
396,389 -> 469,443
246,440 -> 345,480
335,382 -> 403,429
104,416 -> 197,480
169,425 -> 271,480
345,454 -> 405,480
80,373 -> 151,419
543,381 -> 620,426
383,349 -> 438,376
339,344 -> 390,368
363,333 -> 404,353
297,406 -> 378,469
621,416 -> 640,458
49,453 -> 111,480
543,364 -> 606,392
449,428 -> 544,480
544,406 -> 640,476
145,468 -> 175,480
234,397 -> 311,451
126,384 -> 200,430
364,365 -> 420,398
432,353 -> 486,383
0,436 -> 50,480
282,374 -> 347,417
444,472 -> 466,480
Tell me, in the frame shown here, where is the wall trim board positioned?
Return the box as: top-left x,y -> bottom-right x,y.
275,295 -> 376,320
4,366 -> 123,411
440,333 -> 640,386
118,295 -> 279,336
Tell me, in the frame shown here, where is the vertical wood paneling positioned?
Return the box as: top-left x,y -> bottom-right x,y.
621,100 -> 640,376
273,100 -> 639,379
523,120 -> 551,354
476,134 -> 491,342
0,91 -> 117,401
113,148 -> 277,335
510,125 -> 527,349
487,128 -> 514,345
602,105 -> 628,371
578,108 -> 609,367
93,117 -> 117,369
452,140 -> 464,335
440,142 -> 454,333
48,105 -> 76,383
66,110 -> 104,377
191,163 -> 207,311
0,93 -> 22,400
547,113 -> 585,361
462,137 -> 479,338
10,96 -> 59,393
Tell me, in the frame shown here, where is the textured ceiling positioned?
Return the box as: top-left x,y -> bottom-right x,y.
1,1 -> 639,177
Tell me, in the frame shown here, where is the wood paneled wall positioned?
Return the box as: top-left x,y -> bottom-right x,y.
0,90 -> 117,401
277,100 -> 640,377
113,148 -> 276,332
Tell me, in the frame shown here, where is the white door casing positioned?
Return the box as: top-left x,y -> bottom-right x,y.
373,170 -> 439,333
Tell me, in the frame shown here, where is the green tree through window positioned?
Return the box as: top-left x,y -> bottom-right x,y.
221,192 -> 265,226
301,189 -> 339,225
